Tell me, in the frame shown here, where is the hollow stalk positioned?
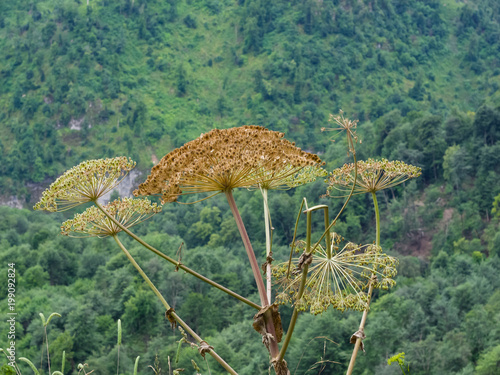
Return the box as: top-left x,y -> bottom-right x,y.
224,190 -> 268,306
346,191 -> 380,375
278,209 -> 312,362
310,151 -> 358,256
112,235 -> 237,375
262,188 -> 272,303
224,190 -> 282,364
94,201 -> 260,310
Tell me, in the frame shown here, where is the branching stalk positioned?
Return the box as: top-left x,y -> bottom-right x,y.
346,192 -> 380,375
278,209 -> 313,362
261,188 -> 273,303
224,190 -> 268,306
311,152 -> 358,256
224,190 -> 282,366
372,192 -> 380,247
112,235 -> 238,375
286,198 -> 306,279
94,201 -> 260,310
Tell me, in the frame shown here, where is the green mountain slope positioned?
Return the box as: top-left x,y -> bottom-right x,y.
1,1 -> 500,374
1,0 -> 500,193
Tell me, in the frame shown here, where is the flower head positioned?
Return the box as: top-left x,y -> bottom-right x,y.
134,126 -> 324,203
321,110 -> 360,155
273,234 -> 398,315
255,164 -> 327,191
327,158 -> 421,197
61,198 -> 161,237
34,157 -> 136,212
388,352 -> 406,367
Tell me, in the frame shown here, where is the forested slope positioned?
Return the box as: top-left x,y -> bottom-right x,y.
1,0 -> 500,374
1,0 -> 500,193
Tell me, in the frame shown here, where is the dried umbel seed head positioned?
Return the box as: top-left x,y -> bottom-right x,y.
134,126 -> 324,203
327,158 -> 422,197
34,157 -> 136,212
61,197 -> 162,237
322,110 -> 360,155
272,237 -> 398,315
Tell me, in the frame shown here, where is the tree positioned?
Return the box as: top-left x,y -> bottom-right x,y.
410,115 -> 447,181
475,344 -> 500,375
443,145 -> 472,190
122,288 -> 161,338
474,105 -> 500,146
177,64 -> 187,97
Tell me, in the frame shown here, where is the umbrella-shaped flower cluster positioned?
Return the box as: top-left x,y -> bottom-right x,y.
273,234 -> 398,315
61,198 -> 162,237
134,126 -> 325,202
34,157 -> 136,212
327,158 -> 422,197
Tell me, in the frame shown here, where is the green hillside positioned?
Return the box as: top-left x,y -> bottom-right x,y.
1,0 -> 500,374
1,0 -> 500,192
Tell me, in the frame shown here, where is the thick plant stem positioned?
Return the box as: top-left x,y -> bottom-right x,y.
278,210 -> 312,362
286,198 -> 306,279
224,190 -> 282,367
372,192 -> 380,247
262,188 -> 272,303
94,201 -> 260,311
322,206 -> 331,259
112,235 -> 238,375
346,282 -> 374,375
224,190 -> 268,306
311,152 -> 358,256
346,192 -> 380,375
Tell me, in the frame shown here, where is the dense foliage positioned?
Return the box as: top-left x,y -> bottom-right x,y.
1,0 -> 500,374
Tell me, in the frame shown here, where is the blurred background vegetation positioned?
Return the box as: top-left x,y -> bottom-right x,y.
1,0 -> 500,374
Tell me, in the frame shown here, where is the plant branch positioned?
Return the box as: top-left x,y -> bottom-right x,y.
278,209 -> 312,362
112,235 -> 238,375
224,190 -> 268,306
224,190 -> 283,367
311,152 -> 358,255
261,188 -> 273,303
286,198 -> 306,279
346,192 -> 380,375
94,201 -> 260,310
372,192 -> 380,247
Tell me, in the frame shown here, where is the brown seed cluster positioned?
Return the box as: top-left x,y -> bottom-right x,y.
273,236 -> 398,315
327,158 -> 422,197
61,198 -> 162,237
134,126 -> 325,203
34,157 -> 136,212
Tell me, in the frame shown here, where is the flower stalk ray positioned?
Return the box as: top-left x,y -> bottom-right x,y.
274,239 -> 398,315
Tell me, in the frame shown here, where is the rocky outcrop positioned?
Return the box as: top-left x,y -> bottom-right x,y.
1,170 -> 142,209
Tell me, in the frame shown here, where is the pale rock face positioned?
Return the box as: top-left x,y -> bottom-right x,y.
0,196 -> 23,209
99,170 -> 142,204
1,169 -> 141,210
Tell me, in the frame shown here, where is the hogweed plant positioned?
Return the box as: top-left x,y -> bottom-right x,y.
32,116 -> 420,374
60,197 -> 236,374
327,158 -> 421,374
134,125 -> 325,373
